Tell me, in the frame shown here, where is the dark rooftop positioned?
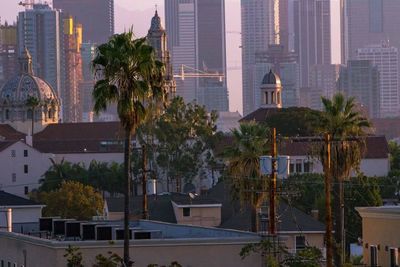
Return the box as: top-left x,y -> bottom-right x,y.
0,191 -> 42,206
0,124 -> 25,141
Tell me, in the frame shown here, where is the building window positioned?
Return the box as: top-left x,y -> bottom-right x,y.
277,92 -> 280,104
369,0 -> 383,33
390,247 -> 398,267
48,109 -> 53,119
303,161 -> 310,173
5,109 -> 10,120
11,150 -> 16,157
24,165 -> 28,174
1,259 -> 3,267
24,150 -> 28,157
271,92 -> 275,104
295,160 -> 302,173
183,207 -> 191,217
370,245 -> 378,267
295,236 -> 306,251
265,92 -> 269,104
11,173 -> 16,183
24,186 -> 29,195
27,109 -> 33,120
289,163 -> 294,173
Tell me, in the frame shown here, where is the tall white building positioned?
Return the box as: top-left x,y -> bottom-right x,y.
356,44 -> 399,117
165,0 -> 229,112
17,4 -> 62,97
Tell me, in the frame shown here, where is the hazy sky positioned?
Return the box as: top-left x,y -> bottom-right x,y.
0,0 -> 340,114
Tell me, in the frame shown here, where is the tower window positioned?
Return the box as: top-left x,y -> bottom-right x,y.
5,109 -> 9,120
48,109 -> 53,119
272,92 -> 275,104
27,109 -> 33,120
277,92 -> 281,104
265,92 -> 269,104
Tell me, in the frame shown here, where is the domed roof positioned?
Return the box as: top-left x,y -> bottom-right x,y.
150,10 -> 164,32
0,74 -> 59,105
262,69 -> 281,86
0,48 -> 59,106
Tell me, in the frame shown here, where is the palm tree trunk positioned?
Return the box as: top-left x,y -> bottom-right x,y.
31,108 -> 34,136
123,130 -> 132,266
251,205 -> 257,232
142,145 -> 148,219
333,177 -> 343,267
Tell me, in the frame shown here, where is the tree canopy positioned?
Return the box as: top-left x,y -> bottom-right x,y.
37,181 -> 104,220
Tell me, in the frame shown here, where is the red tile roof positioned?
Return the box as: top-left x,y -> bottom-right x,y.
0,124 -> 26,141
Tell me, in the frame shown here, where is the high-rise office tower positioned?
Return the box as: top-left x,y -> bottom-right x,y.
241,0 -> 275,115
308,64 -> 341,110
356,44 -> 399,117
79,42 -> 96,122
345,0 -> 400,62
53,0 -> 114,44
337,60 -> 380,118
254,44 -> 300,108
293,0 -> 331,87
17,4 -> 62,97
61,15 -> 83,122
147,11 -> 176,99
165,0 -> 229,112
0,22 -> 18,86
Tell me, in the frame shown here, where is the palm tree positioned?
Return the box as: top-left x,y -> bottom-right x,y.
92,31 -> 165,266
26,96 -> 40,135
224,122 -> 269,232
318,93 -> 371,267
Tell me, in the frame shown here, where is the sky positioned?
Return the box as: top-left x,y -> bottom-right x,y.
0,0 -> 340,114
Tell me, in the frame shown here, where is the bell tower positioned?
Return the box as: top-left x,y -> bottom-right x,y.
260,69 -> 282,108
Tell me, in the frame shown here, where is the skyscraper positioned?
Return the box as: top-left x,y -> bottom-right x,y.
241,0 -> 274,115
356,44 -> 399,117
53,0 -> 114,44
165,0 -> 229,112
337,60 -> 380,118
61,15 -> 83,122
293,0 -> 331,87
345,0 -> 400,62
17,4 -> 62,96
0,22 -> 18,86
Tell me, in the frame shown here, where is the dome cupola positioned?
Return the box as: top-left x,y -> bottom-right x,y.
0,48 -> 61,135
260,69 -> 283,109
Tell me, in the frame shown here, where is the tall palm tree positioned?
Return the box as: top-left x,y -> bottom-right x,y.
318,93 -> 371,267
224,122 -> 269,232
26,96 -> 40,135
92,31 -> 165,266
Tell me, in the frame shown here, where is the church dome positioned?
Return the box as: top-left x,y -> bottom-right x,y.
0,74 -> 59,106
262,69 -> 281,86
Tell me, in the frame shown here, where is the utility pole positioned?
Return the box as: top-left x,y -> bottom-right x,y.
325,133 -> 333,267
142,145 -> 148,220
269,128 -> 277,236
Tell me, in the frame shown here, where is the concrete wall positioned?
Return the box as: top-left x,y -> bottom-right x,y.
172,203 -> 222,227
361,216 -> 400,266
0,141 -> 52,197
0,232 -> 262,267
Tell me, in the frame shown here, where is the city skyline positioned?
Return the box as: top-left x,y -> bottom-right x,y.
0,0 -> 341,114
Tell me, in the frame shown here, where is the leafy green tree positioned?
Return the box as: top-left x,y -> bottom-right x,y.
64,245 -> 84,267
283,247 -> 323,267
92,30 -> 165,266
389,141 -> 400,171
224,122 -> 269,232
39,159 -> 88,192
38,181 -> 103,220
264,107 -> 321,137
317,93 -> 371,266
93,252 -> 123,267
149,97 -> 218,192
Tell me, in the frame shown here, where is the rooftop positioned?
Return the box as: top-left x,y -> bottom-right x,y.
0,191 -> 42,206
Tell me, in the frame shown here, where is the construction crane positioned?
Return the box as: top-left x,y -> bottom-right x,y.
18,0 -> 34,8
173,65 -> 224,82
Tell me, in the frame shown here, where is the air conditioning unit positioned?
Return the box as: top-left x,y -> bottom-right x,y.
65,221 -> 83,240
115,228 -> 133,240
39,217 -> 60,232
53,219 -> 75,236
81,223 -> 99,241
133,230 -> 162,240
95,225 -> 119,240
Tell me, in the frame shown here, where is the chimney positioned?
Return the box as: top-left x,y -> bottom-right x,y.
6,209 -> 12,232
26,135 -> 33,147
311,209 -> 319,221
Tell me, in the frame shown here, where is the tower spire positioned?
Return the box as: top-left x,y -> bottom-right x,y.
19,47 -> 34,75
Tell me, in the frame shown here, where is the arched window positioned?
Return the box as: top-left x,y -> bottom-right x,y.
5,109 -> 10,120
277,92 -> 281,104
27,109 -> 33,120
265,92 -> 269,104
272,92 -> 275,104
48,109 -> 53,119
